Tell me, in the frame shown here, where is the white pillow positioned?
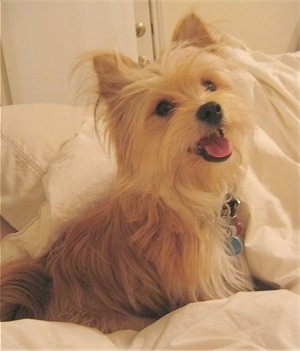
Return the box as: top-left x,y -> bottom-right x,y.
1,104 -> 85,230
1,114 -> 116,262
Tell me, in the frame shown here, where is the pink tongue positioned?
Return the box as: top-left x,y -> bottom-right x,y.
198,133 -> 231,158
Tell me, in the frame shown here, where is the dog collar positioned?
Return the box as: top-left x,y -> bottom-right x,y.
221,194 -> 244,256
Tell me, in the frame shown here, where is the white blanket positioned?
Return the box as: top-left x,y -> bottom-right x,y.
3,290 -> 299,349
1,34 -> 300,349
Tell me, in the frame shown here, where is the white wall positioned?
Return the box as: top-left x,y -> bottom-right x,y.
2,1 -> 299,105
2,1 -> 139,105
158,0 -> 300,54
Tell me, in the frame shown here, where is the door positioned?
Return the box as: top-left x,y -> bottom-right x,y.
2,0 -> 154,105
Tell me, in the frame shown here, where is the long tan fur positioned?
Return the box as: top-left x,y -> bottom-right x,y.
0,14 -> 254,333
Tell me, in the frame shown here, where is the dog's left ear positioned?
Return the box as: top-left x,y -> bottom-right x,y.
172,13 -> 215,47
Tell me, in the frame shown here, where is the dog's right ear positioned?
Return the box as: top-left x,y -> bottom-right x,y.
93,52 -> 138,100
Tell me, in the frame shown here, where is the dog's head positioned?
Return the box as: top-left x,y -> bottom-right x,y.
92,14 -> 254,193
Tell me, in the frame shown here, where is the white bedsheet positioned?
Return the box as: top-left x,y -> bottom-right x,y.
1,34 -> 300,350
3,290 -> 299,350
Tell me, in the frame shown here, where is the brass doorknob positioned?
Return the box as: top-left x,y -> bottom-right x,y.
138,55 -> 150,67
136,22 -> 146,37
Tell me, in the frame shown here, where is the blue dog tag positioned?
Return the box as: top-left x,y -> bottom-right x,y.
228,236 -> 243,256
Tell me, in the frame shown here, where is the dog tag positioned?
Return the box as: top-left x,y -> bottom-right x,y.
231,216 -> 244,236
227,236 -> 243,256
226,224 -> 237,236
221,203 -> 231,218
227,198 -> 240,217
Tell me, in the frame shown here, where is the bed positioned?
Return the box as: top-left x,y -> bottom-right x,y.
1,32 -> 299,349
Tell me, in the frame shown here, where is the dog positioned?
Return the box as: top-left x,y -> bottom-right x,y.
0,14 -> 255,333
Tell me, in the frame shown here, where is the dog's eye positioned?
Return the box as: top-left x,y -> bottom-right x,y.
202,80 -> 217,92
155,100 -> 175,117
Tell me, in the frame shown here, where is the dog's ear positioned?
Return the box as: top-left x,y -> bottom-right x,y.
93,52 -> 138,100
172,13 -> 215,47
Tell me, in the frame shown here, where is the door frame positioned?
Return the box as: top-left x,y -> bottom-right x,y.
149,0 -> 165,58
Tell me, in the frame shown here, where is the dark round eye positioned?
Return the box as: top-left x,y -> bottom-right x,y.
155,100 -> 175,117
202,80 -> 217,92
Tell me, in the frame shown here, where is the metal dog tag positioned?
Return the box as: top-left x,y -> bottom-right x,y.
227,236 -> 243,256
227,198 -> 240,218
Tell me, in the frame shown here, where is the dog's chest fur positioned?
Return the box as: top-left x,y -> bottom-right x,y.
43,190 -> 251,332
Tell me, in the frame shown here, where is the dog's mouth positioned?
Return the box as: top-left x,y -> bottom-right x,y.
192,129 -> 232,162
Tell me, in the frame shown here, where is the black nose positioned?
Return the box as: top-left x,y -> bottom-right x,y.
197,102 -> 223,125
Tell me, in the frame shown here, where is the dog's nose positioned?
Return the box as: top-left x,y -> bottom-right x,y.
197,102 -> 223,125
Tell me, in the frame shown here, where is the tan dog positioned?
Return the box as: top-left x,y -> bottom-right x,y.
1,14 -> 254,333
